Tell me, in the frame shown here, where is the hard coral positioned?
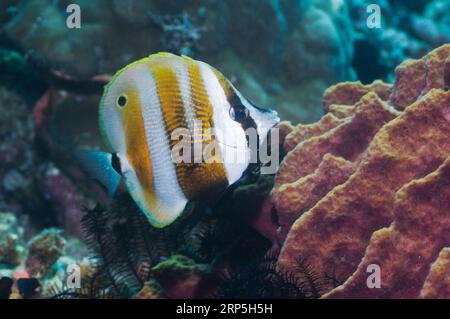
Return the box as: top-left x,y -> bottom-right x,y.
325,157 -> 450,298
420,248 -> 450,299
0,212 -> 24,267
390,44 -> 450,109
275,154 -> 356,242
273,44 -> 450,298
323,80 -> 392,113
273,91 -> 400,195
135,280 -> 164,299
149,254 -> 219,299
26,229 -> 66,279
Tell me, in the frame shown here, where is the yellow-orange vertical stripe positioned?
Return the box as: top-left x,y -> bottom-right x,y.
181,58 -> 228,200
141,54 -> 230,202
149,61 -> 188,150
121,87 -> 154,192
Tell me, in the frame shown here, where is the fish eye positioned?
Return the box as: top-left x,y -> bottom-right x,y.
116,94 -> 127,108
230,105 -> 249,122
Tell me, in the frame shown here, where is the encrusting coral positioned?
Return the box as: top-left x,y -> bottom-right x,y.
0,212 -> 24,268
25,229 -> 66,279
325,157 -> 450,298
0,219 -> 86,299
420,248 -> 450,299
146,254 -> 219,299
273,44 -> 450,298
272,91 -> 400,243
274,154 -> 356,242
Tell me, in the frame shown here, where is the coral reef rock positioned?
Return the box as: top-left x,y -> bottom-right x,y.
0,217 -> 86,299
25,229 -> 66,279
4,0 -> 357,123
325,157 -> 450,298
3,0 -> 161,80
420,248 -> 450,299
135,280 -> 164,299
273,44 -> 450,298
148,255 -> 219,299
349,0 -> 449,83
322,80 -> 392,113
0,212 -> 24,268
275,154 -> 356,242
390,43 -> 450,110
0,87 -> 35,213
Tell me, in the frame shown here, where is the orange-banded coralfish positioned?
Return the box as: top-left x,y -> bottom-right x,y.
76,53 -> 279,228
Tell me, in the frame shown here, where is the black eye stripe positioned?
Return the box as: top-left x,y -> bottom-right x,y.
227,99 -> 258,148
111,153 -> 122,175
229,104 -> 249,121
225,92 -> 258,147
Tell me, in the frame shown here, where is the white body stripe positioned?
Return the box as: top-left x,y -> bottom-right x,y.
171,59 -> 197,136
198,62 -> 250,185
132,63 -> 187,222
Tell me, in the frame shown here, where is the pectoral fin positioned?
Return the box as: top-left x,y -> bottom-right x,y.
73,150 -> 121,197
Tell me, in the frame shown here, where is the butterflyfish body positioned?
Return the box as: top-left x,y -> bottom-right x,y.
76,52 -> 280,228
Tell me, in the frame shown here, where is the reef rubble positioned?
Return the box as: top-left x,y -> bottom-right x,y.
0,214 -> 87,299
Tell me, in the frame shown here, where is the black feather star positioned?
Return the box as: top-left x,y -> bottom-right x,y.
46,183 -> 325,299
216,253 -> 325,299
48,194 -> 222,298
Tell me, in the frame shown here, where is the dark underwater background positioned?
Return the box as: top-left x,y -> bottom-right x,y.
0,0 -> 449,299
